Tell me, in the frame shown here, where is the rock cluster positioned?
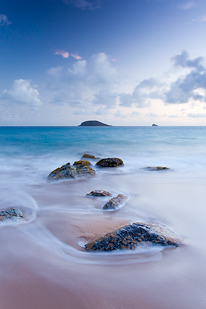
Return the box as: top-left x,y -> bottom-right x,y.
96,158 -> 124,167
103,194 -> 127,210
0,208 -> 24,223
85,222 -> 180,252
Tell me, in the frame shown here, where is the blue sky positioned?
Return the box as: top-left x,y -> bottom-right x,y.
1,0 -> 206,125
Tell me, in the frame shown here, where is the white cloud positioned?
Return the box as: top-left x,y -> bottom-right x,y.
1,79 -> 42,107
193,15 -> 206,22
63,0 -> 101,9
177,1 -> 196,10
187,113 -> 206,118
47,53 -> 118,109
0,14 -> 11,26
165,51 -> 206,104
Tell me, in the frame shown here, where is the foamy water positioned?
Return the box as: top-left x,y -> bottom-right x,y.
0,126 -> 206,309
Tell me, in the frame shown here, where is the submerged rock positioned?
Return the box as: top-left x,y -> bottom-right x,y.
0,208 -> 24,223
81,154 -> 100,159
144,166 -> 170,171
76,165 -> 96,177
48,163 -> 77,180
85,222 -> 180,252
86,190 -> 112,197
96,158 -> 124,167
103,194 -> 127,210
73,160 -> 91,166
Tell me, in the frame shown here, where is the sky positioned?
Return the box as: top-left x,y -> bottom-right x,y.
0,0 -> 206,126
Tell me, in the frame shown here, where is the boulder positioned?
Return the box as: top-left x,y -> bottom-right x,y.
85,222 -> 181,252
81,154 -> 100,159
144,166 -> 170,171
76,165 -> 96,177
0,208 -> 24,223
73,160 -> 91,166
86,190 -> 112,197
96,158 -> 124,167
48,163 -> 77,180
103,194 -> 127,210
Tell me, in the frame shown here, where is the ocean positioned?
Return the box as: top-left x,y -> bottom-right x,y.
0,126 -> 206,309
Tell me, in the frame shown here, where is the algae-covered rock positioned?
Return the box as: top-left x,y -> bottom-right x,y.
96,158 -> 124,167
86,190 -> 112,197
0,208 -> 24,223
81,154 -> 100,159
103,194 -> 127,210
76,165 -> 96,177
144,166 -> 170,171
85,222 -> 181,252
48,163 -> 77,180
73,160 -> 91,166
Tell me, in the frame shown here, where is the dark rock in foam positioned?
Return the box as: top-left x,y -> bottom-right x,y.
81,153 -> 100,159
86,190 -> 112,197
0,208 -> 24,223
96,158 -> 124,167
76,165 -> 96,177
144,166 -> 170,171
73,160 -> 91,166
48,163 -> 77,180
103,194 -> 127,210
85,222 -> 181,252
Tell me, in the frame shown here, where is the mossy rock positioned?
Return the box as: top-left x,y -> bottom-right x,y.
103,194 -> 127,210
144,166 -> 170,171
0,208 -> 24,223
85,222 -> 181,252
48,163 -> 77,180
81,154 -> 100,159
76,165 -> 96,177
86,190 -> 112,197
73,160 -> 91,166
96,158 -> 124,167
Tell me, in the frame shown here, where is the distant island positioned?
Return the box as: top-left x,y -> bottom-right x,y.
79,120 -> 111,127
152,124 -> 158,126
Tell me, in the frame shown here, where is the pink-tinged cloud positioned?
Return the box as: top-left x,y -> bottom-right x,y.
55,50 -> 69,58
71,53 -> 82,60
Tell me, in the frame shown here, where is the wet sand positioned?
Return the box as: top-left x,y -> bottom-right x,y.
1,172 -> 206,308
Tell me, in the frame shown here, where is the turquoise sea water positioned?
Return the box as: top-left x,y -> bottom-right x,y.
1,126 -> 206,309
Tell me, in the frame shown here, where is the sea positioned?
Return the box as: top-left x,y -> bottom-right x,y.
0,126 -> 206,309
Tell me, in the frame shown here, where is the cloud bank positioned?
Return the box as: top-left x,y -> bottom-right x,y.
1,79 -> 42,107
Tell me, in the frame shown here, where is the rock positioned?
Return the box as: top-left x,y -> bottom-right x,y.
103,194 -> 127,210
96,158 -> 124,167
86,190 -> 112,197
85,222 -> 181,252
79,120 -> 111,127
81,154 -> 100,159
76,165 -> 96,177
152,124 -> 158,126
0,208 -> 24,223
73,160 -> 91,166
144,166 -> 170,171
48,163 -> 77,180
